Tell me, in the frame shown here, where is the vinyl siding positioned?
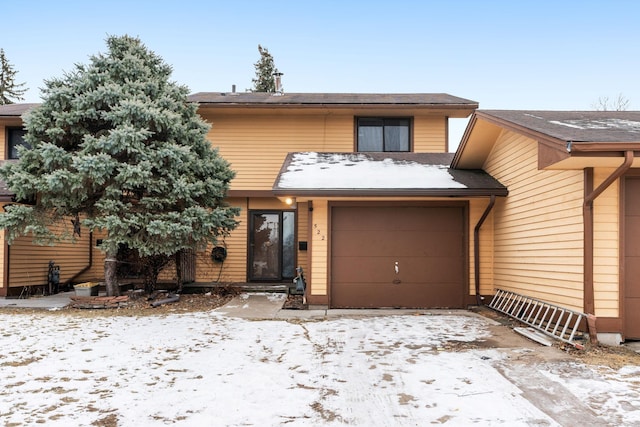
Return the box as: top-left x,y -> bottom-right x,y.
593,169 -> 620,317
413,116 -> 446,152
194,108 -> 447,291
310,200 -> 328,296
0,108 -> 449,292
187,197 -> 249,283
203,113 -> 354,192
200,111 -> 448,192
296,201 -> 309,277
8,222 -> 93,288
75,230 -> 107,283
484,130 -> 585,312
183,197 -> 309,284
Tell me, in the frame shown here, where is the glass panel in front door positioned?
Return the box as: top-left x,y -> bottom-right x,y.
249,211 -> 297,281
251,213 -> 280,280
282,212 -> 295,278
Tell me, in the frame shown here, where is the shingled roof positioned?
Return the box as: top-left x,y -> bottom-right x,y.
188,92 -> 478,111
273,152 -> 507,197
453,110 -> 640,170
476,110 -> 640,143
0,103 -> 38,118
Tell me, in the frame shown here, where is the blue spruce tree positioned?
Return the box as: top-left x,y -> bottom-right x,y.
0,35 -> 239,296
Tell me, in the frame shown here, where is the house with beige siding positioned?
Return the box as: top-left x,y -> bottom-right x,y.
5,92 -> 639,343
0,104 -> 104,297
453,110 -> 640,343
187,92 -> 506,310
1,93 -> 509,308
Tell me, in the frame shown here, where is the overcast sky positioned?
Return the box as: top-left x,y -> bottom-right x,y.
3,0 -> 638,149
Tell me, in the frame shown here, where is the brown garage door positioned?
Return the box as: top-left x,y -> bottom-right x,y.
331,205 -> 465,308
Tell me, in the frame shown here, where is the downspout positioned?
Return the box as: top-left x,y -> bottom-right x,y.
583,150 -> 634,318
474,195 -> 496,305
64,231 -> 94,286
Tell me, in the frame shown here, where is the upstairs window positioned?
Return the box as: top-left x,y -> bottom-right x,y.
357,118 -> 411,152
7,128 -> 29,159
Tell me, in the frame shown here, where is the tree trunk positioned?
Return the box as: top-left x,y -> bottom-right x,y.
175,251 -> 183,293
104,250 -> 120,296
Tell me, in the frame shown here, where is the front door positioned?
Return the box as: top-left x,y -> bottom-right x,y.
248,211 -> 296,281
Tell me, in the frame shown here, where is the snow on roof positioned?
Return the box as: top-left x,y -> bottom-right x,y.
549,118 -> 640,132
480,110 -> 640,143
276,152 -> 467,190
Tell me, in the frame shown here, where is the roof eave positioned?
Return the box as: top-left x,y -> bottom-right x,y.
272,188 -> 508,198
569,141 -> 640,153
194,102 -> 478,111
473,110 -> 567,149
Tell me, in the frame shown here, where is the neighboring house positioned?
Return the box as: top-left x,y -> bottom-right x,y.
0,104 -> 104,296
453,110 -> 640,342
188,92 -> 506,309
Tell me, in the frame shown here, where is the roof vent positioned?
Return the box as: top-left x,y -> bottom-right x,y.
273,72 -> 283,96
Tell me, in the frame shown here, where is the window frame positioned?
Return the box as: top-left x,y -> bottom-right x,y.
355,117 -> 413,152
6,127 -> 29,159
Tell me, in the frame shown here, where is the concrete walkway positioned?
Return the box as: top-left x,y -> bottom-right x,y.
0,291 -> 483,321
214,292 -> 481,321
0,291 -> 74,310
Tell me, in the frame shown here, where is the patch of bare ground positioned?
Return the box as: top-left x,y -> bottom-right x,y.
76,288 -> 237,317
473,305 -> 640,369
310,401 -> 341,423
1,287 -> 238,318
91,413 -> 118,427
559,341 -> 640,369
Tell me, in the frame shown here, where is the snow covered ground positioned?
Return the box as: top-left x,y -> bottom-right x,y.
1,299 -> 639,426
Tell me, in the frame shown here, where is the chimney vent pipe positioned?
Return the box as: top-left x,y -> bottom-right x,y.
273,72 -> 283,96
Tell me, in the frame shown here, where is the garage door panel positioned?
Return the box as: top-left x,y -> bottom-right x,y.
332,256 -> 464,283
332,231 -> 395,256
332,207 -> 463,232
399,231 -> 464,257
331,205 -> 466,309
406,257 -> 465,282
331,282 -> 463,308
332,257 -> 390,283
333,230 -> 463,257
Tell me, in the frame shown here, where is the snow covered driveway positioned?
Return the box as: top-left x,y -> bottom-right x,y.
1,308 -> 639,426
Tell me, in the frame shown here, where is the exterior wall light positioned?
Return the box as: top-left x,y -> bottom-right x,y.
285,197 -> 297,208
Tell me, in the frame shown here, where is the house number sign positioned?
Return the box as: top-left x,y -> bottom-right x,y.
313,224 -> 325,240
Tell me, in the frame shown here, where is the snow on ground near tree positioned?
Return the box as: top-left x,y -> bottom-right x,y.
1,302 -> 640,426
